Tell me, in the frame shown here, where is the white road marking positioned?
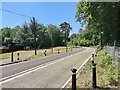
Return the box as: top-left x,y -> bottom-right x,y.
60,50 -> 95,89
0,50 -> 83,85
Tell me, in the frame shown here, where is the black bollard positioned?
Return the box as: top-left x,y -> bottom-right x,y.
92,63 -> 97,88
58,49 -> 60,54
17,53 -> 19,60
71,68 -> 77,90
91,54 -> 94,64
95,50 -> 97,57
66,47 -> 68,52
11,51 -> 13,62
44,50 -> 47,56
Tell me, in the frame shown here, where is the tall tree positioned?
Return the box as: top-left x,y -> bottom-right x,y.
47,24 -> 64,46
59,22 -> 72,46
14,22 -> 32,48
75,2 -> 120,46
1,27 -> 12,45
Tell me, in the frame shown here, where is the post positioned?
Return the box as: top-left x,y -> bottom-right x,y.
58,49 -> 60,54
11,51 -> 13,62
44,50 -> 47,56
100,32 -> 103,49
17,53 -> 19,60
66,46 -> 67,52
92,63 -> 97,88
31,17 -> 37,55
113,41 -> 116,60
112,41 -> 116,67
95,49 -> 97,57
71,47 -> 72,51
35,47 -> 37,55
71,68 -> 77,90
91,54 -> 94,64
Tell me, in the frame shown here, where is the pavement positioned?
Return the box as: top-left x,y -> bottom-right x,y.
1,47 -> 95,88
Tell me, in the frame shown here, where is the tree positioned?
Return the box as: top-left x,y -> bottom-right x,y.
59,22 -> 72,46
1,27 -> 12,45
47,24 -> 64,47
75,2 -> 120,46
78,28 -> 83,35
14,22 -> 32,48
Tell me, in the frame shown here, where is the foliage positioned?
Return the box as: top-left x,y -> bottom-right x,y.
1,20 -> 65,49
75,2 -> 120,46
59,22 -> 72,46
99,50 -> 118,86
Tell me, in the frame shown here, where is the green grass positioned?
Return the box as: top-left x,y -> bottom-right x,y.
0,46 -> 75,60
0,50 -> 33,60
21,47 -> 79,61
76,49 -> 119,89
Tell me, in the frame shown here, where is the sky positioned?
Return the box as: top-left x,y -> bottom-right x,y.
1,2 -> 84,35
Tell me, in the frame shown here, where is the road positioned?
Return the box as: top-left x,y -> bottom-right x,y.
1,47 -> 95,88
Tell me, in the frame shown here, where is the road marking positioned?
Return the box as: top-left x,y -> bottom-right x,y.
60,50 -> 95,89
0,50 -> 84,85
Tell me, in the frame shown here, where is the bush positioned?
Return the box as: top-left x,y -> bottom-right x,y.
99,50 -> 118,86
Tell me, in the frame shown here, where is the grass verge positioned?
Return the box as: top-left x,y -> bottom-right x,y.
76,49 -> 119,89
0,50 -> 33,60
21,47 -> 79,61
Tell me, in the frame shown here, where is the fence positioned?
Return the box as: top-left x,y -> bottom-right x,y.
104,45 -> 119,67
0,46 -> 24,54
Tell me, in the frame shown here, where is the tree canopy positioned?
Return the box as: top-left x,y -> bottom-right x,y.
1,21 -> 65,49
73,2 -> 120,46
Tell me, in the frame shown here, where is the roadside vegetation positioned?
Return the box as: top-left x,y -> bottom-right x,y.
20,47 -> 79,61
0,46 -> 80,61
0,50 -> 33,60
76,49 -> 119,89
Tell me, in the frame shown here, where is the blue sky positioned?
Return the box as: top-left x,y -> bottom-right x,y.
2,2 -> 84,34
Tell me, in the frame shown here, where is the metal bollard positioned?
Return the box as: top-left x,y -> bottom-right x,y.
66,47 -> 67,52
58,49 -> 60,54
95,50 -> 97,57
71,68 -> 77,90
71,47 -> 72,51
44,50 -> 47,56
92,63 -> 97,88
17,53 -> 19,60
91,54 -> 94,64
11,51 -> 14,62
35,49 -> 37,55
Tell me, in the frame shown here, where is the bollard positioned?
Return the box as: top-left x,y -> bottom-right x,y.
95,50 -> 97,57
66,47 -> 67,52
58,49 -> 60,54
51,48 -> 53,53
71,47 -> 72,51
11,51 -> 14,62
44,50 -> 47,56
92,63 -> 97,88
91,54 -> 94,64
17,53 -> 19,60
71,68 -> 77,90
35,49 -> 37,55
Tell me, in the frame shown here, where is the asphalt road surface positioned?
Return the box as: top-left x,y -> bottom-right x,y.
1,47 -> 95,88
